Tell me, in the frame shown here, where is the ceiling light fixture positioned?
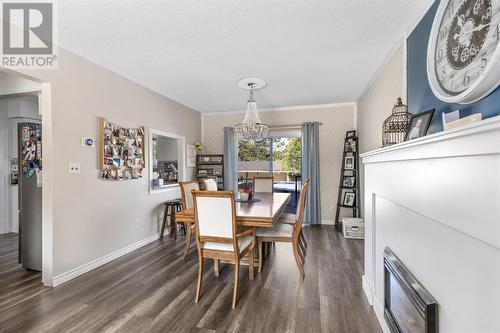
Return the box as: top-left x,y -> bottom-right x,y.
234,78 -> 269,142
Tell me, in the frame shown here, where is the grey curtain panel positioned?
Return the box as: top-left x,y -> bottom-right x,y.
223,127 -> 237,192
301,122 -> 321,224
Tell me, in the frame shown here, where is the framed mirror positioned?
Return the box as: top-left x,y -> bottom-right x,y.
149,128 -> 185,194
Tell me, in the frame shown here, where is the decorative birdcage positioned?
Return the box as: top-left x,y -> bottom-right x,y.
382,97 -> 413,147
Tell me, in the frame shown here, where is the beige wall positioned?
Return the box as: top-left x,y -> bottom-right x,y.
357,46 -> 405,154
21,48 -> 201,279
356,44 -> 405,217
202,105 -> 355,223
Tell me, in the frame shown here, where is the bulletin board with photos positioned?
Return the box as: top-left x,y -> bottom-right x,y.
99,117 -> 146,180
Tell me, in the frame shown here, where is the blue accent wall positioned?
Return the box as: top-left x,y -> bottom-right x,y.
407,0 -> 500,134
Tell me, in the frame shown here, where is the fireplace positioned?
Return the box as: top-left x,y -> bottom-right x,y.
384,248 -> 438,333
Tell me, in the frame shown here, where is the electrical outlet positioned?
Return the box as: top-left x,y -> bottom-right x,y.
135,220 -> 140,228
68,163 -> 81,174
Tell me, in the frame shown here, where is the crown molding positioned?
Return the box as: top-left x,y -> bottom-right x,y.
202,102 -> 356,117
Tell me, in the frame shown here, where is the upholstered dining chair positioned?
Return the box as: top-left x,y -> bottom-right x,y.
256,179 -> 310,278
203,178 -> 218,191
179,180 -> 199,258
192,190 -> 256,309
253,175 -> 274,193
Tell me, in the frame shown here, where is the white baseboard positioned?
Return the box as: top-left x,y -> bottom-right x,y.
363,275 -> 390,333
373,295 -> 391,333
52,233 -> 159,287
362,274 -> 373,305
321,219 -> 335,225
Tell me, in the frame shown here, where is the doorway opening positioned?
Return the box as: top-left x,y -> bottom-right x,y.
0,70 -> 49,312
237,130 -> 302,214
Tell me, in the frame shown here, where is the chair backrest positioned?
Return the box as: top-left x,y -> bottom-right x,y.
253,176 -> 274,193
180,181 -> 199,210
203,178 -> 218,191
293,179 -> 310,237
192,190 -> 237,245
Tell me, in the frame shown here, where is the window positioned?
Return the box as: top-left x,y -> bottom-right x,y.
237,129 -> 302,212
149,129 -> 185,194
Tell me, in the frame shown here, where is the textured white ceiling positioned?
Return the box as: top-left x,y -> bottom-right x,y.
57,0 -> 433,113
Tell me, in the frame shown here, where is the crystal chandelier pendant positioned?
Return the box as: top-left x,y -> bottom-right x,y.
234,79 -> 269,142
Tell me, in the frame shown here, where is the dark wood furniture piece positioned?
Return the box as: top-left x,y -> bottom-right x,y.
335,130 -> 361,231
160,199 -> 182,240
191,190 -> 256,309
256,179 -> 310,278
196,154 -> 224,190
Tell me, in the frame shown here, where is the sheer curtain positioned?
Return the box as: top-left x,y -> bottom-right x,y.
223,127 -> 237,192
301,122 -> 321,224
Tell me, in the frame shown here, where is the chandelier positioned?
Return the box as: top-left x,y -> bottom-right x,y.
234,78 -> 269,142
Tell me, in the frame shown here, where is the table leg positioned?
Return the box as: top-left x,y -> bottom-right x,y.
183,222 -> 192,258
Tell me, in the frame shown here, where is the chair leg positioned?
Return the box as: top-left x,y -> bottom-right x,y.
213,259 -> 219,277
292,241 -> 305,278
257,239 -> 263,274
248,248 -> 254,281
183,224 -> 192,259
299,230 -> 307,247
195,255 -> 204,303
300,230 -> 308,248
160,205 -> 168,240
298,236 -> 307,258
171,208 -> 177,240
232,259 -> 240,309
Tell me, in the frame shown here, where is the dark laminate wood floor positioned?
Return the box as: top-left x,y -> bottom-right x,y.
0,226 -> 381,333
0,233 -> 49,314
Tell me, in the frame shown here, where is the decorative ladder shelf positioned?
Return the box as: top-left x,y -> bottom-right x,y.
335,130 -> 360,232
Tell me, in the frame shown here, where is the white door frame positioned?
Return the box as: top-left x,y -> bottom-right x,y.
0,68 -> 54,286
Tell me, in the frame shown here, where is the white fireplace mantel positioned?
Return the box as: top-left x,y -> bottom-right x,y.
360,116 -> 500,333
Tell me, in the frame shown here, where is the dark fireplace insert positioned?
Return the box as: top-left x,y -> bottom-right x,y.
384,247 -> 438,333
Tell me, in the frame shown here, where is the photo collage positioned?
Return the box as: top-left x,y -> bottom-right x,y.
100,119 -> 145,180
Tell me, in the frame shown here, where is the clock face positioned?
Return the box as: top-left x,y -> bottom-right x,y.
429,0 -> 500,102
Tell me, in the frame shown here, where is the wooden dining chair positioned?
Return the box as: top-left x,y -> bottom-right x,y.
203,178 -> 218,191
192,190 -> 256,309
253,175 -> 274,193
256,179 -> 310,278
179,180 -> 199,258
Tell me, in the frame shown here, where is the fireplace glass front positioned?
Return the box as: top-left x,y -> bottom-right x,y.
384,248 -> 438,333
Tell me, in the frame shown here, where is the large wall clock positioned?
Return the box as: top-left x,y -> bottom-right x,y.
427,0 -> 500,104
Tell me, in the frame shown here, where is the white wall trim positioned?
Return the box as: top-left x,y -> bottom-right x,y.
321,219 -> 335,225
202,102 -> 356,116
362,274 -> 373,305
52,233 -> 159,287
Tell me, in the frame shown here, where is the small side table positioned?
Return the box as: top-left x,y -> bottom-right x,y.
160,199 -> 183,240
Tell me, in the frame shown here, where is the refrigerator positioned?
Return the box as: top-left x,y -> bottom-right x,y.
18,123 -> 42,271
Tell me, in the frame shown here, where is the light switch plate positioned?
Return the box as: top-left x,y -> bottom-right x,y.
69,163 -> 81,174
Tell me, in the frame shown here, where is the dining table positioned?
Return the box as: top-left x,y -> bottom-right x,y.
175,192 -> 291,258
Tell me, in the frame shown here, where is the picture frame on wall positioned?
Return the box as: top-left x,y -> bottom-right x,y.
343,192 -> 356,207
186,144 -> 196,168
342,176 -> 355,188
346,130 -> 356,138
405,109 -> 434,141
344,156 -> 355,170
